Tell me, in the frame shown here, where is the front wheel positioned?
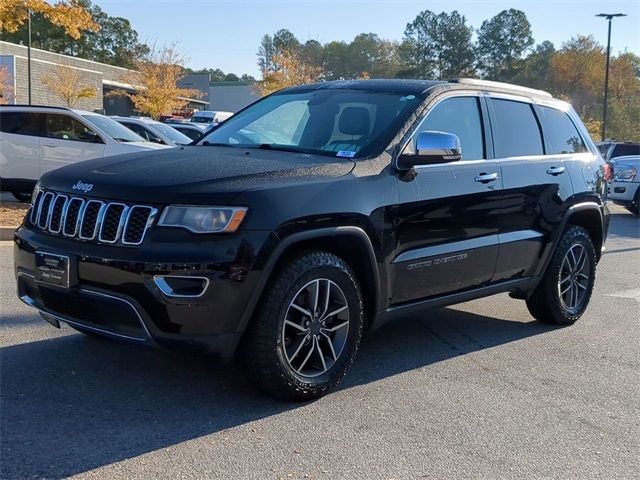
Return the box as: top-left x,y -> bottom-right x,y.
526,225 -> 596,325
240,251 -> 364,401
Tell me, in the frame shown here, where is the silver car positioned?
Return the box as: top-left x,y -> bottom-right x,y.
112,116 -> 192,146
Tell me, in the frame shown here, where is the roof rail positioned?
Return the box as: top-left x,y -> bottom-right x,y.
451,78 -> 553,98
0,104 -> 71,110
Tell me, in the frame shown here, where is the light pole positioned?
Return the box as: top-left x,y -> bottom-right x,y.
596,13 -> 626,141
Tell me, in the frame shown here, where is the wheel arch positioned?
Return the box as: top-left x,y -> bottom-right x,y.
564,202 -> 605,261
235,227 -> 381,344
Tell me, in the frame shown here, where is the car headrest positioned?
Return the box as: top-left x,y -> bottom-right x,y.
339,107 -> 370,136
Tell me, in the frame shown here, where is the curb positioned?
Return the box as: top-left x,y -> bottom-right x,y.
0,226 -> 16,241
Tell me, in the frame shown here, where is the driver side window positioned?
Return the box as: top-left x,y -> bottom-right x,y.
416,96 -> 486,160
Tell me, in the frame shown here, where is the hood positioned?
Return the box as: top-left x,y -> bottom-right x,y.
39,146 -> 355,204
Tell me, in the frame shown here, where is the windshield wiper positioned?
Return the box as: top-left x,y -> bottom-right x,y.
201,141 -> 236,147
255,144 -> 314,154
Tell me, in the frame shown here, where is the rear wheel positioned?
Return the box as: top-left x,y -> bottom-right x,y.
240,251 -> 364,401
526,225 -> 596,325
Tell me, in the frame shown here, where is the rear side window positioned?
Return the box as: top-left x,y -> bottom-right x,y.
491,99 -> 543,158
420,97 -> 485,160
0,111 -> 46,137
538,106 -> 587,154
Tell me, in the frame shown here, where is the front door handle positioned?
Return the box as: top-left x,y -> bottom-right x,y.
43,144 -> 59,148
546,166 -> 565,176
474,172 -> 499,183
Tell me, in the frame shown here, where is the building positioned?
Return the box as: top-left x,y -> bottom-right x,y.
0,41 -> 208,115
209,81 -> 260,112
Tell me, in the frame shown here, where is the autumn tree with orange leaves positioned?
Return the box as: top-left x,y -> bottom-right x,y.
0,0 -> 99,39
111,45 -> 202,119
258,49 -> 324,96
41,64 -> 97,107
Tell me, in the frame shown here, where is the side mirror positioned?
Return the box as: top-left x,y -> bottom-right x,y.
150,137 -> 165,145
398,130 -> 462,169
79,130 -> 103,144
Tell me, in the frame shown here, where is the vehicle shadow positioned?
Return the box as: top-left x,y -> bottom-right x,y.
0,306 -> 557,479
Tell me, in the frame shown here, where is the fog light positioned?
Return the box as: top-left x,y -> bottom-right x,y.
153,275 -> 209,298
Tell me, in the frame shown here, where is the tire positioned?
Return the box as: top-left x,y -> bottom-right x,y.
240,251 -> 364,401
11,191 -> 32,203
625,188 -> 639,215
526,225 -> 596,325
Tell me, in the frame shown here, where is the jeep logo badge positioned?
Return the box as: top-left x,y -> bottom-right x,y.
72,181 -> 93,193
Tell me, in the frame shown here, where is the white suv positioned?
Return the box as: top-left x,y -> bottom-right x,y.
0,106 -> 171,202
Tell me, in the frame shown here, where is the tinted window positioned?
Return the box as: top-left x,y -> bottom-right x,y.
151,122 -> 192,144
0,111 -> 46,137
610,144 -> 640,159
45,113 -> 97,142
420,97 -> 485,160
121,122 -> 155,142
538,107 -> 587,154
175,126 -> 202,141
491,99 -> 543,157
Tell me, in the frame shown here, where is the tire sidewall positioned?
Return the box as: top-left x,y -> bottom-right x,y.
273,264 -> 363,391
550,228 -> 596,321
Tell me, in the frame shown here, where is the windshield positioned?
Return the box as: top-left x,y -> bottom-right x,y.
82,115 -> 145,143
199,90 -> 421,158
152,122 -> 193,144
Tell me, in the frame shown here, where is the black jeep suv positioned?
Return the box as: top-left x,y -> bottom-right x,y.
15,79 -> 609,400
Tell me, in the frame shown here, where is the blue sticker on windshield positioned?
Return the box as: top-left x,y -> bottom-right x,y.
337,150 -> 356,158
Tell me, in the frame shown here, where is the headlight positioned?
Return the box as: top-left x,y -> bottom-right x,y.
614,166 -> 637,182
30,183 -> 42,205
158,206 -> 248,233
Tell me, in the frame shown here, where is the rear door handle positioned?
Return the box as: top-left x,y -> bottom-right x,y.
43,144 -> 59,148
474,172 -> 499,183
546,166 -> 565,176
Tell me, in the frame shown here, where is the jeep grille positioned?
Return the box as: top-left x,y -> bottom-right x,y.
30,190 -> 157,246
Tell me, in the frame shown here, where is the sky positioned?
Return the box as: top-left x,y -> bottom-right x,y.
97,0 -> 640,77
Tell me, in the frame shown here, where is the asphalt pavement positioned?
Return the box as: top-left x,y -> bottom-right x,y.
1,206 -> 638,480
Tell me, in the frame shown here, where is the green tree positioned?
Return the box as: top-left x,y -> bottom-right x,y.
322,40 -> 351,79
513,41 -> 556,91
476,9 -> 534,81
258,29 -> 300,72
399,10 -> 475,79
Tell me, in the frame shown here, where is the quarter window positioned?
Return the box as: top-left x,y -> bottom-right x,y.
419,97 -> 485,160
491,99 -> 544,158
538,106 -> 587,154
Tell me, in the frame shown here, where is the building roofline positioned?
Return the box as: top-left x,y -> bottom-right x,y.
0,40 -> 136,74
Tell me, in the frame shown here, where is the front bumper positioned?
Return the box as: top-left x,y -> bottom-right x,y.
14,226 -> 274,357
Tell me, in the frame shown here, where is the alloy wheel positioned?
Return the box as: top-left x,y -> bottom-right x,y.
281,278 -> 350,378
558,243 -> 591,311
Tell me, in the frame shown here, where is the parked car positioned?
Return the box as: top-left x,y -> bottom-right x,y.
189,110 -> 233,125
608,155 -> 639,215
166,122 -> 207,142
15,79 -> 609,400
0,106 -> 170,202
112,116 -> 192,146
601,142 -> 640,160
